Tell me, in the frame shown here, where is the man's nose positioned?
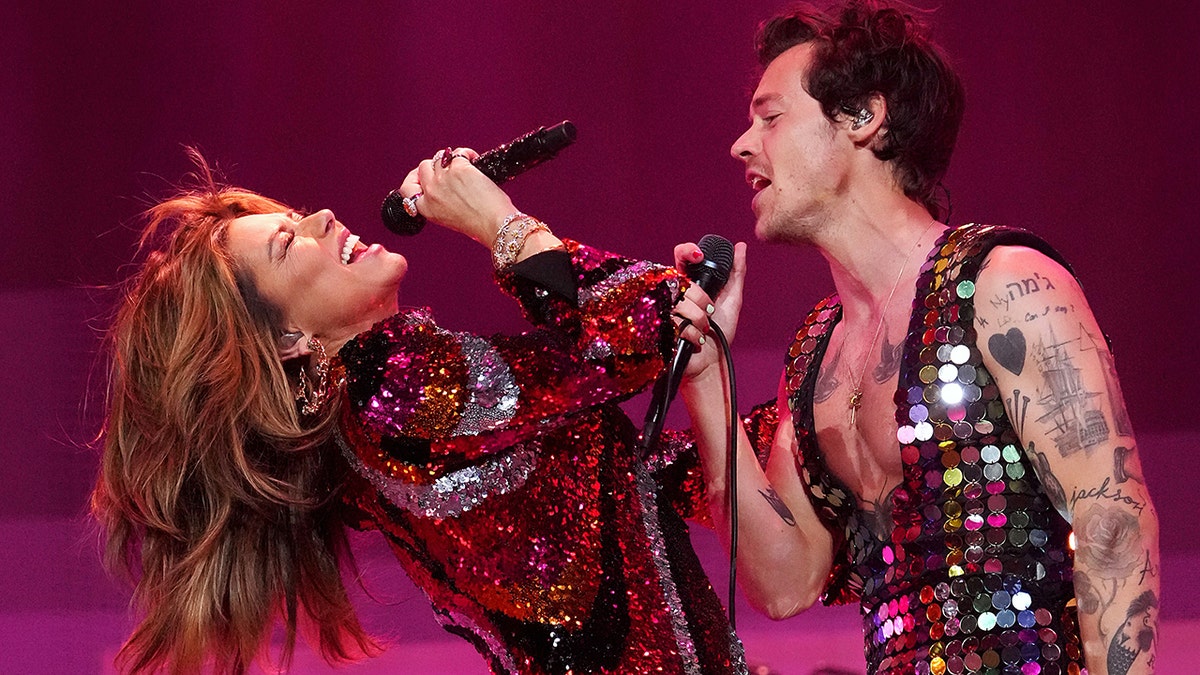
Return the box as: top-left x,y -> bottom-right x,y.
731,128 -> 756,160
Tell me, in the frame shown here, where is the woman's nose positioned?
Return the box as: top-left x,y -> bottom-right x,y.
298,209 -> 334,237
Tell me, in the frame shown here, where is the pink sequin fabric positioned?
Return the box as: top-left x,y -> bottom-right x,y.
767,225 -> 1085,674
335,241 -> 745,675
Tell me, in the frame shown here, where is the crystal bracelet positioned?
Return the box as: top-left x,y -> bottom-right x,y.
492,213 -> 551,270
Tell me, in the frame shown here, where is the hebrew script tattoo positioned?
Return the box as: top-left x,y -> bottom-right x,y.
988,270 -> 1055,314
1032,326 -> 1110,457
758,487 -> 796,527
813,345 -> 845,404
1006,271 -> 1056,301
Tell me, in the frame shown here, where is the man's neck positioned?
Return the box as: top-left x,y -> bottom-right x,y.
813,191 -> 943,323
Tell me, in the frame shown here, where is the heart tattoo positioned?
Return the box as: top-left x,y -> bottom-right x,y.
988,328 -> 1026,375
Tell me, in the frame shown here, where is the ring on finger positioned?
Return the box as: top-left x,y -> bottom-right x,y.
438,146 -> 455,168
401,192 -> 422,217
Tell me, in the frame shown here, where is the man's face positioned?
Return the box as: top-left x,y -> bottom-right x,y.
731,44 -> 849,243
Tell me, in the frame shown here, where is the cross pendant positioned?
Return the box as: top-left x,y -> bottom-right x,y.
849,388 -> 863,426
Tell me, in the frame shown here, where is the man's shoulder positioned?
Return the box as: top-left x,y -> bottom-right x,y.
786,292 -> 842,345
946,223 -> 1069,267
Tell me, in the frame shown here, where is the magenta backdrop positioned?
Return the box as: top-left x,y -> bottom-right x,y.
2,1 -> 1198,671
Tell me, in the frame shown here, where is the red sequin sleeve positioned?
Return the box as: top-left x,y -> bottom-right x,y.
642,398 -> 781,529
646,428 -> 711,527
337,240 -> 685,465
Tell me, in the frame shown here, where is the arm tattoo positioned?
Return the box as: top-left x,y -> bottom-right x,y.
1074,569 -> 1101,616
1026,441 -> 1068,518
1075,503 -> 1142,580
758,487 -> 796,526
1081,327 -> 1136,437
1113,445 -> 1143,485
1003,270 -> 1056,301
1006,388 -> 1032,437
1074,504 -> 1156,670
1069,477 -> 1145,515
986,269 -> 1056,315
1137,549 -> 1158,586
1107,590 -> 1158,675
1031,326 -> 1110,457
987,327 -> 1026,375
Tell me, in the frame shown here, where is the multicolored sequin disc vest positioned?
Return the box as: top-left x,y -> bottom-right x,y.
784,225 -> 1085,675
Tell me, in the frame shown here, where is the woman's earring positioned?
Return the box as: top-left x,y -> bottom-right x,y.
297,336 -> 332,416
280,330 -> 305,349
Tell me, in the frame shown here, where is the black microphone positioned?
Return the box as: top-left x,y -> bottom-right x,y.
640,234 -> 735,451
381,121 -> 578,236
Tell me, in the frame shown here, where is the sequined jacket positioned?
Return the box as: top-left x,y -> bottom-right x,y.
751,225 -> 1085,674
335,241 -> 744,675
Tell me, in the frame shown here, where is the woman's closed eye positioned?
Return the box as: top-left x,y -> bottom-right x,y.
271,228 -> 296,263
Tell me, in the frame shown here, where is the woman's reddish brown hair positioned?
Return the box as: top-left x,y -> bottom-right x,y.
92,150 -> 376,674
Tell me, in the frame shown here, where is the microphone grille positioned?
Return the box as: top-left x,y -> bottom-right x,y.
381,190 -> 425,236
697,234 -> 734,283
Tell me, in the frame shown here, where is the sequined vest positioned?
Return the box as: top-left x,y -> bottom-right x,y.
784,224 -> 1085,674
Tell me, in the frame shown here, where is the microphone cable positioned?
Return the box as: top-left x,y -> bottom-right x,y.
708,319 -> 738,630
642,316 -> 740,629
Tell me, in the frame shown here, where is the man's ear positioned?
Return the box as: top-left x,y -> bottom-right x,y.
844,93 -> 887,146
277,330 -> 312,361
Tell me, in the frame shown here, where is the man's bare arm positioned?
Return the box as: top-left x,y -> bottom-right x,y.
977,246 -> 1159,674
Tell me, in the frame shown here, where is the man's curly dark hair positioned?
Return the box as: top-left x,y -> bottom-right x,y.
756,1 -> 965,220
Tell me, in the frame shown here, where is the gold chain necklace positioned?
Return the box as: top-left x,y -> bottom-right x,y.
845,220 -> 938,426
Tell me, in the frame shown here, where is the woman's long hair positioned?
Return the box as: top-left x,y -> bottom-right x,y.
92,151 -> 376,673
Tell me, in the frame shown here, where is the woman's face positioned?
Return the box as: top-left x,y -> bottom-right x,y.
227,209 -> 406,343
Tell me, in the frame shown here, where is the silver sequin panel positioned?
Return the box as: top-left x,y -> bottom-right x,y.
577,260 -> 660,304
437,609 -> 521,675
451,333 -> 520,436
634,463 -> 704,675
336,431 -> 539,519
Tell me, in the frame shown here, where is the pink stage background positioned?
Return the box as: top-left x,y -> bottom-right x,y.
2,1 -> 1198,672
